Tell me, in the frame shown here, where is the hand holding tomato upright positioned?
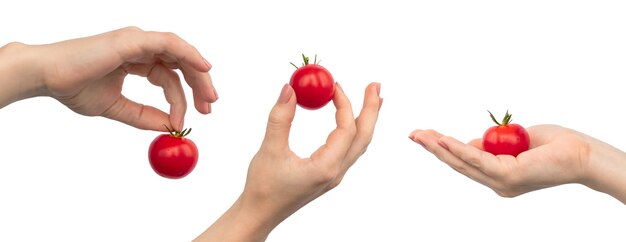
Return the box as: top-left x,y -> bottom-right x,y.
482,110 -> 530,157
289,54 -> 336,110
148,126 -> 199,179
195,81 -> 383,241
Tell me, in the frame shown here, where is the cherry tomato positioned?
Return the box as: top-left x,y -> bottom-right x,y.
148,126 -> 198,179
482,111 -> 530,157
289,54 -> 335,110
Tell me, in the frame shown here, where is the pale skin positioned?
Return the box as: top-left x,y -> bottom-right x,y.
5,24 -> 624,242
0,27 -> 383,241
0,26 -> 218,132
409,125 -> 626,204
195,82 -> 382,242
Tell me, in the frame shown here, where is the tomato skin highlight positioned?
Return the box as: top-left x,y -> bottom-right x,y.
289,64 -> 335,110
148,134 -> 198,179
483,123 -> 530,157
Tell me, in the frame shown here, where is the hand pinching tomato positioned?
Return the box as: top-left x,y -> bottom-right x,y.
148,125 -> 199,179
289,54 -> 336,110
482,110 -> 530,157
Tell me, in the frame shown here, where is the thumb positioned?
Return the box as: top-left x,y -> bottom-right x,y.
101,95 -> 172,131
262,84 -> 296,150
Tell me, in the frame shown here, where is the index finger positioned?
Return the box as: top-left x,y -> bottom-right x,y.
142,31 -> 218,114
438,136 -> 503,177
119,29 -> 211,72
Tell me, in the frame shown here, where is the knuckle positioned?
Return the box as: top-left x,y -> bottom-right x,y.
117,26 -> 143,37
492,182 -> 520,198
328,177 -> 343,190
318,165 -> 341,184
161,32 -> 185,48
494,189 -> 513,198
359,146 -> 368,157
1,42 -> 27,58
494,187 -> 518,198
123,26 -> 143,32
163,31 -> 181,41
2,41 -> 25,51
267,109 -> 288,129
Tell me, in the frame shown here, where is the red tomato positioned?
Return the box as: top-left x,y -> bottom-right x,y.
148,127 -> 198,179
482,111 -> 530,157
289,54 -> 335,110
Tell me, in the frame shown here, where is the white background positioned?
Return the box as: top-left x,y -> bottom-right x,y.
1,0 -> 625,241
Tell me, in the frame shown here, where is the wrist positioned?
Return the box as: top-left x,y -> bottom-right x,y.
581,137 -> 626,204
194,195 -> 277,242
0,42 -> 47,107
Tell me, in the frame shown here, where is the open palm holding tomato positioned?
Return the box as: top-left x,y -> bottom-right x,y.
409,125 -> 602,197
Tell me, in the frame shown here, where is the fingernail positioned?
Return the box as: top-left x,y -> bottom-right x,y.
203,58 -> 212,70
212,87 -> 219,100
378,97 -> 383,111
374,82 -> 381,96
277,84 -> 293,104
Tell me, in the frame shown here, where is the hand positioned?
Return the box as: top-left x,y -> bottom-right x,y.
34,27 -> 217,131
195,83 -> 382,242
409,125 -> 626,203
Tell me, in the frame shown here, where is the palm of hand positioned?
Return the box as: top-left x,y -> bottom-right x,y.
412,125 -> 590,197
49,67 -> 127,117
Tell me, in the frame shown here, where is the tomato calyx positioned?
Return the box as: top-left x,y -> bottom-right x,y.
163,124 -> 192,138
488,110 -> 513,126
290,53 -> 320,69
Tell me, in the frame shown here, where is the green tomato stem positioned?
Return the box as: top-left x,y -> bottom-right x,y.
488,111 -> 501,126
291,54 -> 321,68
488,110 -> 514,126
162,124 -> 192,138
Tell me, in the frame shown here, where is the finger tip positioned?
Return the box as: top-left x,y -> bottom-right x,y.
333,82 -> 344,95
371,82 -> 381,95
409,136 -> 426,149
211,87 -> 219,101
175,122 -> 184,132
196,102 -> 211,114
277,83 -> 296,104
409,129 -> 422,137
408,131 -> 426,147
203,58 -> 212,71
331,84 -> 350,106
